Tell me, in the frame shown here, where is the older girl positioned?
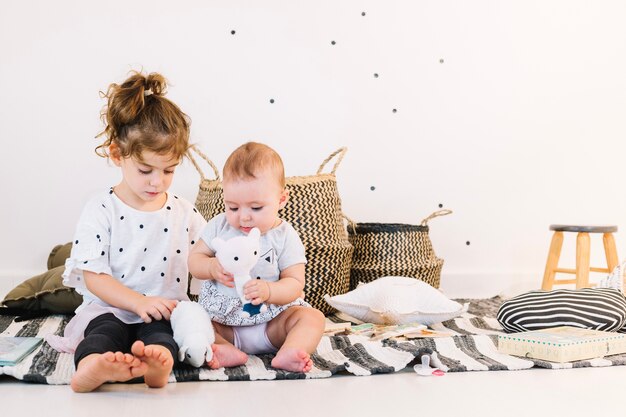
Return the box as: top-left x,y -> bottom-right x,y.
47,71 -> 206,392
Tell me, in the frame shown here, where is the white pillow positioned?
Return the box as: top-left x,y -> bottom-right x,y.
324,276 -> 468,325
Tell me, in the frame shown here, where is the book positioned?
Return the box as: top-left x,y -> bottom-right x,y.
497,326 -> 626,363
348,322 -> 428,341
324,319 -> 352,336
0,337 -> 43,366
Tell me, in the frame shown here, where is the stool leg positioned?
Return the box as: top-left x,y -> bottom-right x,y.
542,232 -> 563,291
576,232 -> 591,289
603,233 -> 619,272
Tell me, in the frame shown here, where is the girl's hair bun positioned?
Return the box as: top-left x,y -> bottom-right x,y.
143,72 -> 166,97
95,70 -> 190,160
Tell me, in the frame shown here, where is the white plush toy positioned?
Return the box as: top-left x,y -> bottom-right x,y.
170,301 -> 215,367
212,227 -> 266,317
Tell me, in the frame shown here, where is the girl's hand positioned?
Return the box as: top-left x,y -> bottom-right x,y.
208,258 -> 235,288
243,279 -> 270,305
135,296 -> 178,323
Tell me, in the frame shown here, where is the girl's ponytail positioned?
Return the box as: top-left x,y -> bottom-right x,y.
95,71 -> 189,160
144,73 -> 166,97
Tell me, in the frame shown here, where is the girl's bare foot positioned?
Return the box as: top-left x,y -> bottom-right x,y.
71,352 -> 147,393
271,348 -> 313,373
131,341 -> 174,388
207,343 -> 248,369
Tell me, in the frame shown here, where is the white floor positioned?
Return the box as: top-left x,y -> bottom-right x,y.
2,365 -> 626,416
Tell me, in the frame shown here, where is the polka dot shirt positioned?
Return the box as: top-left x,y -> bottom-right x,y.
64,189 -> 206,323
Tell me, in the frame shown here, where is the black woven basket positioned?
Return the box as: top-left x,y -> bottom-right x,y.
347,210 -> 451,290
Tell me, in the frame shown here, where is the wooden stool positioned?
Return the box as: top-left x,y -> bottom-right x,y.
541,224 -> 619,290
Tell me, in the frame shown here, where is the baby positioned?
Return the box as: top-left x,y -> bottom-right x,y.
188,142 -> 325,372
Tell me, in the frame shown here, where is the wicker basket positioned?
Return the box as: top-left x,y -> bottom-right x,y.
188,146 -> 353,314
347,210 -> 452,290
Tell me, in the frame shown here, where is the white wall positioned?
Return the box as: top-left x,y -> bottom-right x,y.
1,0 -> 625,298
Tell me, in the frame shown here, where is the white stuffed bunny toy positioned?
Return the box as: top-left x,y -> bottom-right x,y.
212,227 -> 266,317
170,301 -> 215,367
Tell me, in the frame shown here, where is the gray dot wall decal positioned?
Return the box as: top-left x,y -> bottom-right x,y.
228,9 -> 451,210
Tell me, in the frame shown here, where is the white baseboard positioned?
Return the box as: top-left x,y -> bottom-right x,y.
0,270 -> 603,301
438,272 -> 541,299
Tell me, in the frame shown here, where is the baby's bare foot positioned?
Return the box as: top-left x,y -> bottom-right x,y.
131,341 -> 173,388
207,343 -> 248,369
71,352 -> 147,393
271,348 -> 313,373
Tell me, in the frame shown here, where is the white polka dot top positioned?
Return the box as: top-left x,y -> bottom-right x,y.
63,188 -> 206,323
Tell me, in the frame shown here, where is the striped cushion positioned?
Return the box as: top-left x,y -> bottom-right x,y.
497,288 -> 626,333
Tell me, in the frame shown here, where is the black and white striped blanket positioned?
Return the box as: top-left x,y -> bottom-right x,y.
3,297 -> 626,384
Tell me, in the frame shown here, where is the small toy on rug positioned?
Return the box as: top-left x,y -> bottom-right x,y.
414,354 -> 445,377
171,301 -> 215,367
212,227 -> 267,317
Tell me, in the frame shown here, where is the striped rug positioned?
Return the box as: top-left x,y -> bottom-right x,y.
2,297 -> 626,385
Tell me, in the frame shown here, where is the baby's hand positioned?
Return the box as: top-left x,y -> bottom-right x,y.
243,279 -> 270,305
208,258 -> 235,287
135,296 -> 178,323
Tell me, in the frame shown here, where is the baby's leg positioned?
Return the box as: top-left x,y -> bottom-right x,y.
267,307 -> 325,372
272,348 -> 314,373
131,341 -> 174,388
208,322 -> 248,369
71,352 -> 147,393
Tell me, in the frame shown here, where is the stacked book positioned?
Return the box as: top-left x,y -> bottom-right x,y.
497,326 -> 626,363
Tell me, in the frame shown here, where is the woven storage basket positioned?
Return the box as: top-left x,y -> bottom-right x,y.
347,210 -> 452,290
188,145 -> 353,315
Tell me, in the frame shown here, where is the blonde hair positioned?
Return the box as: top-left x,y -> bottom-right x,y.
223,142 -> 285,188
95,71 -> 191,161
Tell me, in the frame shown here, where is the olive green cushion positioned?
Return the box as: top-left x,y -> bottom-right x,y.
2,266 -> 82,313
1,243 -> 82,314
47,242 -> 72,270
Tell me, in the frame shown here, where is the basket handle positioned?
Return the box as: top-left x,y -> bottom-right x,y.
187,145 -> 221,182
344,214 -> 357,234
317,147 -> 347,175
420,209 -> 453,226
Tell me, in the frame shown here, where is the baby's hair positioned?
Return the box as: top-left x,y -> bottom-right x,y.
223,142 -> 285,188
95,71 -> 191,161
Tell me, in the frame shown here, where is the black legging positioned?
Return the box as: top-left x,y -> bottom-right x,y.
74,313 -> 178,367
